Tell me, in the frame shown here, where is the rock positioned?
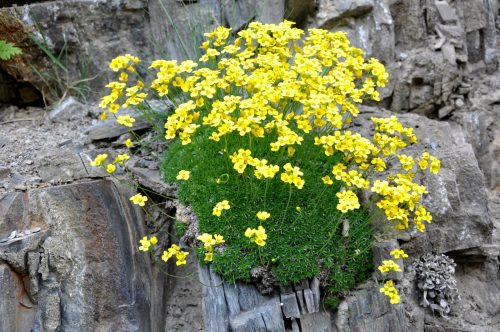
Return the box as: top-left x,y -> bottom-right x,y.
49,97 -> 88,122
128,166 -> 178,197
87,112 -> 152,141
199,264 -> 325,331
334,287 -> 407,331
285,0 -> 316,26
0,180 -> 169,331
0,264 -> 36,332
0,1 -> 153,104
437,105 -> 454,119
281,293 -> 301,318
314,0 -> 374,29
36,149 -> 89,183
223,0 -> 285,31
229,299 -> 284,332
434,0 -> 458,23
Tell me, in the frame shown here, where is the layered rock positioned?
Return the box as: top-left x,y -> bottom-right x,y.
0,180 -> 169,331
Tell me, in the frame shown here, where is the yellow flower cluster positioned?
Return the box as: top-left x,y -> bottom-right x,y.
130,193 -> 148,207
390,249 -> 408,259
378,259 -> 402,273
380,280 -> 400,304
280,163 -> 304,189
245,226 -> 267,246
161,244 -> 189,266
117,114 -> 136,127
212,200 -> 230,217
138,236 -> 157,251
417,152 -> 441,174
336,190 -> 361,213
197,233 -> 225,262
99,22 -> 444,306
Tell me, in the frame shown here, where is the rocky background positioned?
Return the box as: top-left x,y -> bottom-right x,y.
0,0 -> 499,331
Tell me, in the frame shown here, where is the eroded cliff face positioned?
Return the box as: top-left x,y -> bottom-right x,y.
0,0 -> 499,331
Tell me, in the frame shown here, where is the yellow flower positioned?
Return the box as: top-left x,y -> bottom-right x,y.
106,164 -> 116,174
138,236 -> 151,251
212,200 -> 230,217
287,146 -> 295,157
430,157 -> 441,174
99,112 -> 108,120
90,154 -> 108,167
336,190 -> 360,213
256,211 -> 270,221
245,225 -> 267,246
130,193 -> 148,206
322,175 -> 333,185
108,104 -> 120,113
138,236 -> 157,251
380,280 -> 400,304
176,170 -> 191,180
114,154 -> 130,165
378,260 -> 402,273
117,114 -> 136,127
204,252 -> 213,262
390,249 -> 408,259
125,138 -> 134,147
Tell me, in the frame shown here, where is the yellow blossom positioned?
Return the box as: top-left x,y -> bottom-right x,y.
117,114 -> 136,127
212,200 -> 230,217
176,170 -> 191,180
256,211 -> 270,221
130,193 -> 148,206
390,249 -> 408,259
106,164 -> 116,174
378,260 -> 402,273
125,138 -> 134,147
90,154 -> 108,167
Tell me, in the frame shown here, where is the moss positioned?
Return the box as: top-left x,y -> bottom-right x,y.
162,129 -> 372,291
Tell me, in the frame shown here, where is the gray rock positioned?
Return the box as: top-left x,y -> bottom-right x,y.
0,264 -> 36,332
0,1 -> 153,104
223,0 -> 285,31
36,149 -> 89,183
87,112 -> 152,141
49,97 -> 88,122
0,180 -> 169,331
281,293 -> 301,318
285,0 -> 316,26
128,166 -> 178,198
314,0 -> 374,29
434,0 -> 458,23
230,299 -> 284,332
338,287 -> 407,331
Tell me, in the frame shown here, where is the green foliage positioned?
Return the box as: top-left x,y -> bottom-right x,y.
0,40 -> 22,61
324,296 -> 341,311
28,30 -> 94,103
174,220 -> 187,238
162,128 -> 373,289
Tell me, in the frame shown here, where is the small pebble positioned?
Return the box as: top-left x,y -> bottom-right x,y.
14,184 -> 27,191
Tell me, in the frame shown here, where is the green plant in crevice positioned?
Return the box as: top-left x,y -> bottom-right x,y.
0,39 -> 22,61
29,28 -> 95,104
